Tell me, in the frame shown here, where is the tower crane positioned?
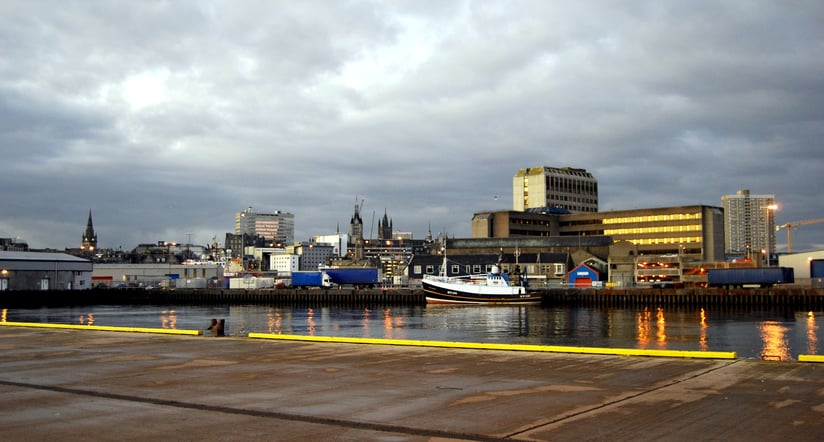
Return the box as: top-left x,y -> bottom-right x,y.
776,218 -> 824,253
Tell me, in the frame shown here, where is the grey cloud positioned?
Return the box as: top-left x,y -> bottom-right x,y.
1,0 -> 822,252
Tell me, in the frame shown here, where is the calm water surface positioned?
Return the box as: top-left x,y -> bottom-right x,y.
2,304 -> 821,361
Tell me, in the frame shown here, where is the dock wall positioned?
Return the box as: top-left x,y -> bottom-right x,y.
542,287 -> 824,310
1,287 -> 823,309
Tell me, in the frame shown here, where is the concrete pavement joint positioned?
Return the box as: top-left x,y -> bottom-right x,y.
504,359 -> 743,438
0,378 -> 511,441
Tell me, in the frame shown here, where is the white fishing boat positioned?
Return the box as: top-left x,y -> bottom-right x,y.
422,254 -> 542,305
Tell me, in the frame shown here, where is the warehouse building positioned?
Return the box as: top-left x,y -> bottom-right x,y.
0,251 -> 92,290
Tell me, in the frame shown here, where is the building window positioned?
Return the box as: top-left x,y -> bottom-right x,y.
553,263 -> 565,276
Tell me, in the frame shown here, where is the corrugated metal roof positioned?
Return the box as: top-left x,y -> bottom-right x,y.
0,251 -> 91,263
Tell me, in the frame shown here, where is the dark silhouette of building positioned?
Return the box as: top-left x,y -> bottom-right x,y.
378,209 -> 393,240
81,209 -> 98,252
350,198 -> 365,261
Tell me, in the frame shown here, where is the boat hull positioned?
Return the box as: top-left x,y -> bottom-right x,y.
422,279 -> 543,305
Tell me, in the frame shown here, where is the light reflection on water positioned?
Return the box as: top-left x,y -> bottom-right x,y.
1,305 -> 822,361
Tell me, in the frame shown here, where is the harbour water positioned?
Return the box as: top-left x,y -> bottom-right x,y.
2,304 -> 822,361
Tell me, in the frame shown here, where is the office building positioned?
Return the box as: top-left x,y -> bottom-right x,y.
472,205 -> 725,262
235,207 -> 295,245
721,189 -> 776,261
513,166 -> 598,213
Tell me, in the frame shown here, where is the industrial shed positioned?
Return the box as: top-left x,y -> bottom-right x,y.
0,251 -> 92,291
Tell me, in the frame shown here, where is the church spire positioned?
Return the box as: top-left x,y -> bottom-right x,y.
82,209 -> 98,251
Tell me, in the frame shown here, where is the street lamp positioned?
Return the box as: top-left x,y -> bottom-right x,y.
164,241 -> 177,288
1,269 -> 9,291
764,204 -> 778,266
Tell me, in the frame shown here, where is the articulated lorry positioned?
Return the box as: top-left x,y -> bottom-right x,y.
707,267 -> 794,288
324,267 -> 380,289
290,271 -> 333,288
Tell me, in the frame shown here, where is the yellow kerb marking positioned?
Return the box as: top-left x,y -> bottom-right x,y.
247,333 -> 736,359
0,321 -> 202,336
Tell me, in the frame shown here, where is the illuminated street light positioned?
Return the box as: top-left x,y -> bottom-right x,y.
764,204 -> 778,266
164,241 -> 177,288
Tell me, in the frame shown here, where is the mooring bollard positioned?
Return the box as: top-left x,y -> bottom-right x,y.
207,318 -> 218,337
217,319 -> 225,337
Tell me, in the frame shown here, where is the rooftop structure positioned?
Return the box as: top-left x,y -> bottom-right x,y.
513,166 -> 598,213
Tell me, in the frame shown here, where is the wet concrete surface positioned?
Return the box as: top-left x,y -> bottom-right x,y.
0,326 -> 822,441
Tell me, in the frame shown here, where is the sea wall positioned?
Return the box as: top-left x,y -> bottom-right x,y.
1,287 -> 823,309
542,287 -> 824,310
0,288 -> 427,307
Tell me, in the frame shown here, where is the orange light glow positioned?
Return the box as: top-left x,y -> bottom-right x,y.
759,321 -> 790,361
699,308 -> 708,351
656,308 -> 667,344
807,312 -> 818,355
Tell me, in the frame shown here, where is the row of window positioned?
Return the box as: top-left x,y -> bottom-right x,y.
414,262 -> 567,276
603,213 -> 702,224
625,236 -> 702,245
604,224 -> 701,235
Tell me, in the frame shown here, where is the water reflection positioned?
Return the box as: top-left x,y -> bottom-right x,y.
307,308 -> 316,335
759,321 -> 791,361
1,304 -> 822,360
699,308 -> 708,351
656,308 -> 667,345
160,309 -> 177,329
806,312 -> 818,355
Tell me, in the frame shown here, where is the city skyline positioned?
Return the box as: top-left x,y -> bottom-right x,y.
1,2 -> 822,251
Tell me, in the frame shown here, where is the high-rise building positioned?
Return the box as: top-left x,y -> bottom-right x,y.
721,189 -> 777,261
513,166 -> 598,213
234,207 -> 295,245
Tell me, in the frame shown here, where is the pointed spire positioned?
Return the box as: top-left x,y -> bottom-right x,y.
82,209 -> 98,250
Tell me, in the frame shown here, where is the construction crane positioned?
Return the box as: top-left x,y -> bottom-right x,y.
776,218 -> 824,253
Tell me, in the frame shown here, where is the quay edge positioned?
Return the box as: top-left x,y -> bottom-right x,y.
0,287 -> 822,309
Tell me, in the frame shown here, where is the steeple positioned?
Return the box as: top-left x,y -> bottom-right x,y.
349,197 -> 364,261
81,209 -> 98,251
349,197 -> 363,238
378,208 -> 393,240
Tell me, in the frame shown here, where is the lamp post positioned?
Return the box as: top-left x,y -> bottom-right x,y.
1,269 -> 9,291
164,241 -> 177,288
764,204 -> 778,266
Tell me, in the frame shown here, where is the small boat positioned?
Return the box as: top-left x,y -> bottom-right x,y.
422,255 -> 542,305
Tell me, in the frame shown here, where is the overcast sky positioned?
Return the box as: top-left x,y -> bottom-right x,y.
1,1 -> 822,253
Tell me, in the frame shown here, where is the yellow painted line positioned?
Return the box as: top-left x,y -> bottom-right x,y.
798,354 -> 824,363
0,321 -> 202,336
247,333 -> 736,359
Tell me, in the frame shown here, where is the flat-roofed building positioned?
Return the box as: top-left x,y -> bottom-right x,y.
472,205 -> 725,262
0,251 -> 92,290
235,207 -> 295,245
513,166 -> 598,213
558,205 -> 725,261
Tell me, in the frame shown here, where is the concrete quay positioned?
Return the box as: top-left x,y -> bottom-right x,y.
1,326 -> 822,441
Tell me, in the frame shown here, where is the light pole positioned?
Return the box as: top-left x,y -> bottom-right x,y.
764,204 -> 778,266
164,241 -> 177,288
